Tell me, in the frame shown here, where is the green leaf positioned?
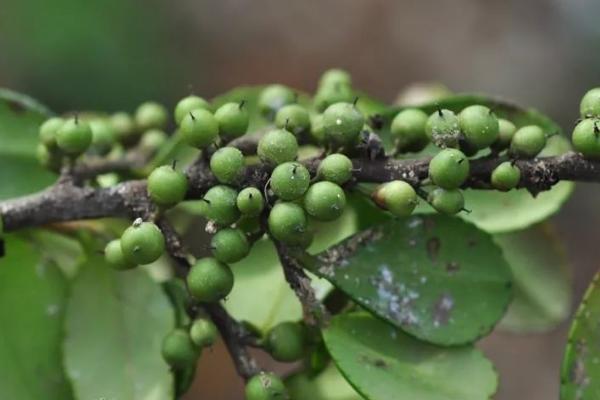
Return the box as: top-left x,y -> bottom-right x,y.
28,229 -> 86,279
0,235 -> 73,400
323,313 -> 498,400
495,224 -> 571,333
287,364 -> 364,400
0,88 -> 55,199
298,215 -> 513,346
561,273 -> 600,400
63,252 -> 175,400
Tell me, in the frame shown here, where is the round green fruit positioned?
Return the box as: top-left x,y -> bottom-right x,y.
428,188 -> 464,215
210,146 -> 245,184
190,318 -> 218,348
135,102 -> 168,130
89,119 -> 116,155
266,322 -> 306,362
310,114 -> 326,143
109,112 -> 136,143
319,68 -> 352,89
390,109 -> 429,152
147,165 -> 188,207
180,109 -> 219,149
56,117 -> 93,155
303,181 -> 346,221
317,153 -> 353,185
214,102 -> 250,138
161,329 -> 198,368
510,125 -> 546,158
175,95 -> 210,125
245,372 -> 288,400
257,129 -> 298,165
572,118 -> 600,158
268,202 -> 307,245
458,105 -> 499,149
236,187 -> 265,217
491,161 -> 521,191
428,148 -> 470,189
313,83 -> 353,113
211,228 -> 250,263
39,117 -> 64,148
187,257 -> 234,302
202,185 -> 240,226
104,239 -> 136,270
270,162 -> 310,201
425,109 -> 461,148
258,85 -> 296,120
492,118 -> 517,150
140,129 -> 168,151
322,102 -> 365,146
580,88 -> 600,118
275,104 -> 311,136
373,180 -> 417,217
120,220 -> 165,265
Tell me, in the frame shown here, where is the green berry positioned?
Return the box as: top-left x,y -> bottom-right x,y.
36,143 -> 62,171
161,329 -> 199,368
140,129 -> 168,151
458,105 -> 499,149
56,117 -> 93,155
90,119 -> 116,155
266,322 -> 306,362
202,185 -> 240,226
310,114 -> 326,143
180,109 -> 219,148
236,187 -> 265,217
210,147 -> 245,184
580,88 -> 600,118
214,102 -> 250,138
257,129 -> 298,165
187,257 -> 234,302
245,372 -> 288,400
373,180 -> 417,217
147,165 -> 188,207
109,112 -> 136,143
120,219 -> 165,265
428,148 -> 470,189
104,239 -> 136,270
175,95 -> 210,125
236,215 -> 262,235
303,181 -> 346,221
491,162 -> 521,191
425,109 -> 461,148
428,188 -> 464,215
313,83 -> 353,113
322,102 -> 365,145
39,117 -> 64,148
135,102 -> 168,130
258,84 -> 296,120
270,162 -> 310,201
510,125 -> 546,158
492,118 -> 517,150
318,153 -> 353,185
268,202 -> 307,245
190,319 -> 218,348
275,104 -> 311,136
211,228 -> 250,263
572,118 -> 600,158
390,109 -> 429,152
319,68 -> 352,88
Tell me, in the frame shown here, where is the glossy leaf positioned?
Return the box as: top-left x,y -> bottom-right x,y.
63,253 -> 175,400
561,273 -> 600,400
323,313 -> 498,400
298,215 -> 513,346
496,224 -> 571,333
0,235 -> 73,400
287,364 -> 363,400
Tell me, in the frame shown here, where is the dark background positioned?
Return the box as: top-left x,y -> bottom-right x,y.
1,0 -> 599,398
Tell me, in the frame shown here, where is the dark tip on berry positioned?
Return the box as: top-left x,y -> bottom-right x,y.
189,111 -> 196,121
292,165 -> 297,174
171,159 -> 178,170
457,158 -> 465,165
248,192 -> 253,199
574,118 -> 583,126
461,207 -> 472,214
285,118 -> 290,131
436,106 -> 443,117
594,122 -> 600,137
202,198 -> 211,205
239,100 -> 246,110
352,97 -> 360,107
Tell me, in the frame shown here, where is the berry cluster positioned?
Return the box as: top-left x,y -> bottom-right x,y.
572,88 -> 600,158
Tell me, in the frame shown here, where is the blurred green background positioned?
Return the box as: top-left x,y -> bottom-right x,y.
1,0 -> 600,398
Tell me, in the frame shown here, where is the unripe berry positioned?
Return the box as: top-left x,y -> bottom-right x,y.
458,105 -> 499,149
314,83 -> 354,113
202,185 -> 240,226
258,85 -> 296,120
580,88 -> 600,118
180,109 -> 219,149
310,114 -> 326,143
322,102 -> 365,146
245,372 -> 288,400
190,318 -> 218,348
135,102 -> 168,131
491,161 -> 521,191
236,215 -> 262,236
390,109 -> 429,152
372,180 -> 417,217
510,125 -> 546,158
120,219 -> 165,265
425,109 -> 460,148
140,129 -> 168,151
303,181 -> 346,221
319,68 -> 352,89
268,202 -> 307,245
161,329 -> 199,368
175,95 -> 210,125
147,165 -> 188,207
90,119 -> 116,155
56,117 -> 93,155
270,162 -> 310,201
265,322 -> 306,362
572,118 -> 600,159
428,148 -> 470,189
39,117 -> 65,148
214,102 -> 250,138
187,257 -> 234,302
428,188 -> 464,215
317,153 -> 353,185
275,104 -> 311,136
257,129 -> 298,165
492,118 -> 517,150
210,147 -> 245,184
236,187 -> 265,217
104,239 -> 136,270
109,112 -> 136,143
36,144 -> 62,171
211,228 -> 250,263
